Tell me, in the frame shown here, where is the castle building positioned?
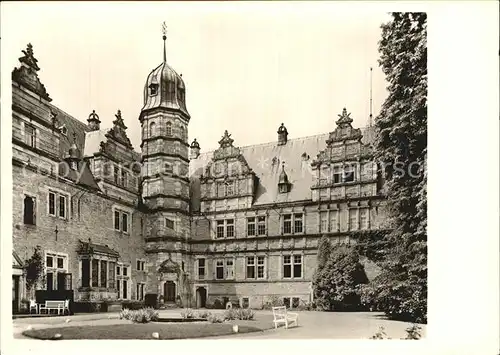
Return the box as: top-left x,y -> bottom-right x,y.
11,37 -> 387,313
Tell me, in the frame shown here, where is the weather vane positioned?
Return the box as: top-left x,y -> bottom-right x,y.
162,21 -> 167,62
162,22 -> 167,39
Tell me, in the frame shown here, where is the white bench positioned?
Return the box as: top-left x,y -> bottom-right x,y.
39,300 -> 68,315
272,306 -> 299,329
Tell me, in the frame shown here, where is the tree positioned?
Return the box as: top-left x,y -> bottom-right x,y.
316,235 -> 333,270
313,245 -> 369,311
360,12 -> 427,323
25,245 -> 44,297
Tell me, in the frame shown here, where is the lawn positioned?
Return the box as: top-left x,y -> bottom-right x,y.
22,320 -> 273,340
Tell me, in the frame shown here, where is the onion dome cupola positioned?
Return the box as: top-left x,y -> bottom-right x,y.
141,27 -> 189,118
278,162 -> 291,193
189,138 -> 201,160
277,123 -> 288,145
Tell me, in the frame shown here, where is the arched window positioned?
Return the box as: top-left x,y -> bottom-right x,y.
149,122 -> 156,137
23,195 -> 36,225
166,122 -> 172,136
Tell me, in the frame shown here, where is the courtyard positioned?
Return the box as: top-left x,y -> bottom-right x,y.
13,309 -> 425,340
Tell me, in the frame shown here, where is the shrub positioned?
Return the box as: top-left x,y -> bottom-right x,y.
235,308 -> 255,320
180,308 -> 195,319
195,310 -> 211,319
212,299 -> 225,309
370,326 -> 391,340
402,324 -> 422,340
223,308 -> 237,320
261,295 -> 285,310
207,314 -> 225,323
119,307 -> 159,323
122,301 -> 144,310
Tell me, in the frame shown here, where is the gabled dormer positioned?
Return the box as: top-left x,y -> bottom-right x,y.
278,162 -> 291,193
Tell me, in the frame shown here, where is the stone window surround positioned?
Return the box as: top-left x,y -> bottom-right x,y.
281,212 -> 305,235
21,121 -> 38,148
245,254 -> 267,280
78,254 -> 118,290
195,256 -> 206,280
22,191 -> 38,225
136,259 -> 146,272
112,204 -> 133,234
246,214 -> 267,237
214,257 -> 235,280
116,262 -> 131,300
281,252 -> 304,280
45,250 -> 69,290
46,186 -> 69,220
213,216 -> 236,239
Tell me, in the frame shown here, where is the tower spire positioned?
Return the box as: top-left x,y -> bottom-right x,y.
162,21 -> 167,63
369,67 -> 373,127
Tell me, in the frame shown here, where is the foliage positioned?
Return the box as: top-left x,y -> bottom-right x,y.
121,301 -> 145,310
223,308 -> 237,320
25,246 -> 44,294
361,12 -> 428,324
212,299 -> 225,309
370,326 -> 391,339
295,300 -> 316,311
235,308 -> 255,320
195,310 -> 211,319
180,308 -> 195,319
207,314 -> 225,323
119,307 -> 159,323
317,235 -> 333,270
403,324 -> 422,340
313,245 -> 368,311
261,295 -> 285,310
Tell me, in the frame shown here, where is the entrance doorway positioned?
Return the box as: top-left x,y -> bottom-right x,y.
12,276 -> 20,314
196,287 -> 207,308
164,281 -> 176,303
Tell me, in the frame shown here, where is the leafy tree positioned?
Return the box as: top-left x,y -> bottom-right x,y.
313,245 -> 369,311
359,12 -> 427,323
316,235 -> 333,270
25,245 -> 44,296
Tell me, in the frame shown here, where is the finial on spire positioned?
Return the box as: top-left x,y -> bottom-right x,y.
162,21 -> 167,63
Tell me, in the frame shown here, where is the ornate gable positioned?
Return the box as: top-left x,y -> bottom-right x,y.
11,44 -> 52,102
105,110 -> 133,149
158,255 -> 181,275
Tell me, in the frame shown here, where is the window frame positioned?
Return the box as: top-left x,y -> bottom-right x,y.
24,123 -> 37,148
282,213 -> 304,235
282,254 -> 303,279
23,194 -> 37,225
197,258 -> 206,280
47,190 -> 68,220
247,217 -> 256,237
113,208 -> 131,234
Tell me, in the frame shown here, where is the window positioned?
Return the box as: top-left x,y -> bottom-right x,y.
23,195 -> 36,225
225,181 -> 235,196
330,212 -> 338,232
24,124 -> 36,148
283,254 -> 302,279
149,83 -> 158,96
333,166 -> 342,184
360,209 -> 369,230
117,264 -> 130,299
282,213 -> 303,234
283,214 -> 292,234
247,217 -> 256,236
294,213 -> 303,233
226,259 -> 234,279
246,257 -> 255,279
198,258 -> 205,279
257,256 -> 265,279
108,261 -> 116,288
257,216 -> 266,235
45,252 -> 69,291
114,166 -> 119,185
215,219 -> 235,239
283,297 -> 291,309
349,209 -> 358,230
81,259 -> 90,287
343,165 -> 355,183
241,297 -> 250,309
136,283 -> 145,301
114,209 -> 130,233
149,122 -> 156,137
166,122 -> 172,136
48,191 -> 67,219
165,218 -> 175,230
100,260 -> 107,287
121,170 -> 128,187
215,260 -> 224,280
226,219 -> 234,238
136,260 -> 145,271
320,212 -> 328,233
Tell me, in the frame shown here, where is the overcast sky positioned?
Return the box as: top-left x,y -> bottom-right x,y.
3,2 -> 390,152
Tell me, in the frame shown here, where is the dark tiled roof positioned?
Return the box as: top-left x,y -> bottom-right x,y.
78,240 -> 120,257
49,104 -> 89,159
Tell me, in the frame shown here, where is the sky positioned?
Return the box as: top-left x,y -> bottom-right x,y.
3,2 -> 390,153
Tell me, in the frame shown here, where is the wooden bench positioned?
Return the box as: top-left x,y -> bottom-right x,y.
39,300 -> 67,315
272,306 -> 299,329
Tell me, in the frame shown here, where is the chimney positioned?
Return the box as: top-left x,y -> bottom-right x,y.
277,123 -> 288,145
189,138 -> 200,160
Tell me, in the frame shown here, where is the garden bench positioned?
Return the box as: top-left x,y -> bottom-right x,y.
39,300 -> 67,315
272,306 -> 298,329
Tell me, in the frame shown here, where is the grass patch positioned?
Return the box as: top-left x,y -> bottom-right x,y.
22,322 -> 269,340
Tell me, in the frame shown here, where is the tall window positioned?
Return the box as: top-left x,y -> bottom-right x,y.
136,283 -> 145,301
117,264 -> 130,299
330,212 -> 338,232
225,181 -> 235,196
283,254 -> 302,279
257,216 -> 266,235
46,253 -> 69,291
320,212 -> 328,233
247,217 -> 256,236
136,260 -> 145,271
360,209 -> 369,230
246,257 -> 255,279
349,209 -> 358,231
215,219 -> 235,239
149,122 -> 156,137
333,166 -> 342,184
198,258 -> 205,280
23,195 -> 36,225
24,124 -> 36,148
100,260 -> 108,287
257,256 -> 265,279
246,256 -> 266,280
215,260 -> 224,280
226,259 -> 234,279
48,191 -> 67,219
166,122 -> 172,136
282,213 -> 303,234
121,170 -> 128,187
114,209 -> 130,233
114,166 -> 119,185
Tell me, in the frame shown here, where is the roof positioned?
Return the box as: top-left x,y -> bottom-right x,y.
49,104 -> 90,159
190,127 -> 375,209
77,240 -> 120,257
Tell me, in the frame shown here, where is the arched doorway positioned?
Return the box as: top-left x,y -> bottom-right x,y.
196,287 -> 207,308
164,281 -> 176,303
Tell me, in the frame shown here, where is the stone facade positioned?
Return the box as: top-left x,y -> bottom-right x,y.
11,41 -> 388,311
